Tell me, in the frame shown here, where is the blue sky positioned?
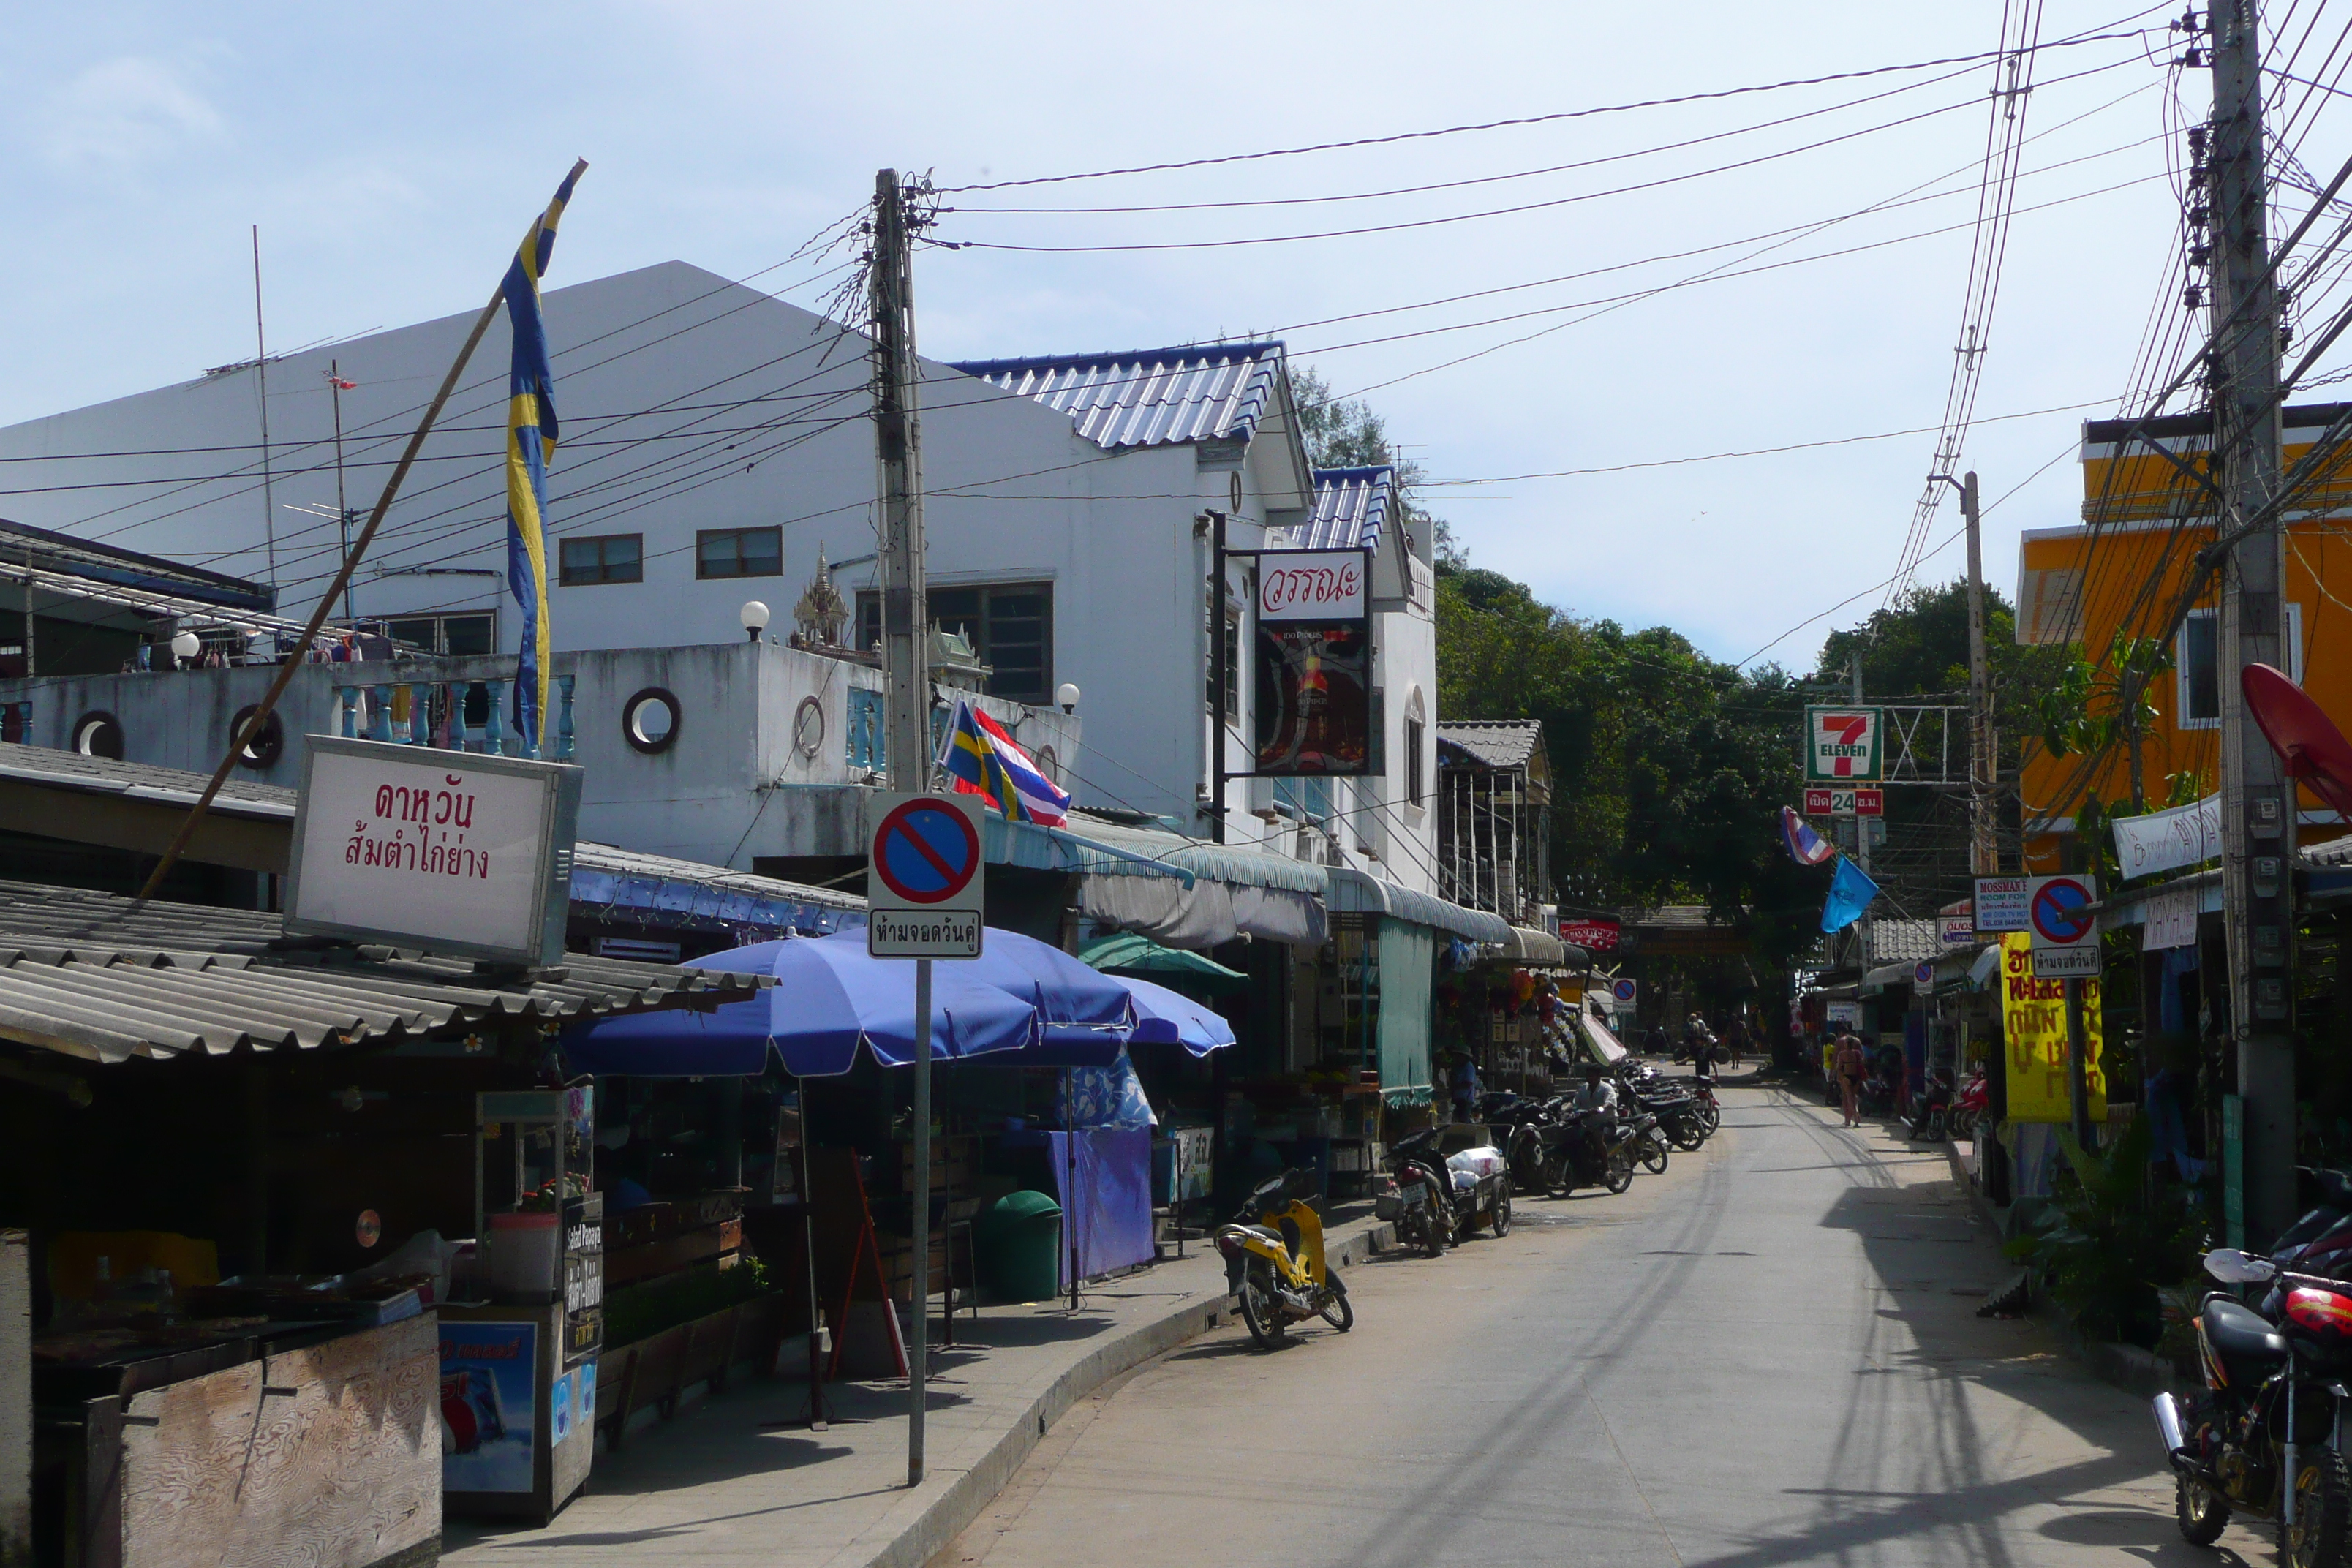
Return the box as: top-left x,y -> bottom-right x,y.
1,2 -> 2244,673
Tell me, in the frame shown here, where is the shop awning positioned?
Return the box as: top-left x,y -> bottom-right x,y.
568,843 -> 865,936
1861,960 -> 1925,995
1493,926 -> 1576,968
1327,867 -> 1512,943
1077,932 -> 1249,994
0,878 -> 766,1065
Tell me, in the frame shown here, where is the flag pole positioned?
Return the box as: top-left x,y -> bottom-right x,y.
130,160 -> 587,911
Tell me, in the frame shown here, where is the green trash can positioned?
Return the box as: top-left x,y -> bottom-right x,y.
976,1188 -> 1064,1303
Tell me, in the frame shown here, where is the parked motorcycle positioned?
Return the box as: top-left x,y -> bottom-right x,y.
1543,1109 -> 1637,1197
1858,1072 -> 1899,1118
1216,1169 -> 1353,1349
1395,1126 -> 1513,1240
1376,1137 -> 1452,1259
1632,1109 -> 1670,1175
1907,1070 -> 1954,1142
1950,1067 -> 1988,1139
2156,1246 -> 2352,1567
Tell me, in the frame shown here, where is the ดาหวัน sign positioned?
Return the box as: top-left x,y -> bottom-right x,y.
1253,549 -> 1373,778
284,736 -> 583,967
1999,932 -> 2106,1123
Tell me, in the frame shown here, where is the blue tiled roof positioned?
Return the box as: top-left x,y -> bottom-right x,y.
951,342 -> 1283,450
1284,465 -> 1393,551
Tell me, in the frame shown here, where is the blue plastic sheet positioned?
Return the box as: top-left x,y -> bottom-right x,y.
1038,1129 -> 1153,1286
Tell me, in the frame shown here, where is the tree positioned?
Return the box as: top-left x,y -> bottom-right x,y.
2037,633 -> 2173,815
1292,366 -> 1463,566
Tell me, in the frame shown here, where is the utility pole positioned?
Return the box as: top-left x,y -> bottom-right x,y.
328,361 -> 357,624
2207,0 -> 2296,1243
1852,654 -> 1874,965
253,226 -> 277,591
870,167 -> 935,1487
1934,469 -> 1998,875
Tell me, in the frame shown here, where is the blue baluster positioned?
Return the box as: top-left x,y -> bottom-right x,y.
484,683 -> 507,757
338,687 -> 358,739
557,675 -> 576,761
445,684 -> 467,751
367,685 -> 393,744
409,682 -> 430,745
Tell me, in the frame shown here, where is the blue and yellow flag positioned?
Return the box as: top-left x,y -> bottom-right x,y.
503,161 -> 585,754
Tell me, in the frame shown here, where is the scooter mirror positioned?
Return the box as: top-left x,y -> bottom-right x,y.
2204,1247 -> 2279,1284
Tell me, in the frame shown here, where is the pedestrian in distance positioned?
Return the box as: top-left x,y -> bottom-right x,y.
1690,1027 -> 1716,1086
1834,1032 -> 1868,1127
1448,1051 -> 1482,1126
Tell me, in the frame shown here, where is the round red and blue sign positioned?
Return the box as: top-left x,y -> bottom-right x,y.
2029,876 -> 2096,945
872,798 -> 981,906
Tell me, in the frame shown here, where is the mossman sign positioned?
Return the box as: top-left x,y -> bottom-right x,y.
284,735 -> 584,967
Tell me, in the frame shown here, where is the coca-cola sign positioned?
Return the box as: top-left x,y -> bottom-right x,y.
1258,550 -> 1366,622
285,736 -> 583,966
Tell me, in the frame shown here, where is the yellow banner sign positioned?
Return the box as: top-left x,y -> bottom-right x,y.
2000,932 -> 2106,1123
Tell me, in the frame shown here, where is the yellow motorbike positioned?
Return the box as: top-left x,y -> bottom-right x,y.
1215,1169 -> 1353,1349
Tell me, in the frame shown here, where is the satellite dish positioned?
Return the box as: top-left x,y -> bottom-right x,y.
2242,662 -> 2352,819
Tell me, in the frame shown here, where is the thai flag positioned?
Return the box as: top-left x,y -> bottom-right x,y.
1780,805 -> 1836,867
941,699 -> 1071,827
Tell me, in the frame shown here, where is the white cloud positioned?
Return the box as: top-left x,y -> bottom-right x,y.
41,56 -> 224,170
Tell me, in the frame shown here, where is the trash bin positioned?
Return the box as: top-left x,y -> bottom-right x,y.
975,1188 -> 1063,1303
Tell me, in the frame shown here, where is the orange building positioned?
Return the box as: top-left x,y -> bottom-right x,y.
2016,402 -> 2352,870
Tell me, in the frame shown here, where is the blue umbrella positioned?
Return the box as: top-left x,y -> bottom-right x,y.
955,928 -> 1138,1033
562,935 -> 1043,1077
1119,975 -> 1237,1056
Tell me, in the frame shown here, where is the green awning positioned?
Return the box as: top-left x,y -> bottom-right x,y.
1077,932 -> 1250,995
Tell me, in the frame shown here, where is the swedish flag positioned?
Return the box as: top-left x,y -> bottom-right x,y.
503,162 -> 584,755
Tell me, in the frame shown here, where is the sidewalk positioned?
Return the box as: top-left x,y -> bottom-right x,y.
442,1212 -> 1394,1568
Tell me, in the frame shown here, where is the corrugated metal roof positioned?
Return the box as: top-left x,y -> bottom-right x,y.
0,745 -> 865,929
951,342 -> 1282,451
994,810 -> 1327,894
1280,466 -> 1392,551
1328,867 -> 1513,943
0,879 -> 766,1064
1437,720 -> 1542,770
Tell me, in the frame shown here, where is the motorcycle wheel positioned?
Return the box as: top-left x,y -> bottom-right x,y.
1319,1274 -> 1354,1332
2286,1447 -> 2351,1568
1543,1155 -> 1573,1201
1926,1109 -> 1948,1142
1668,1120 -> 1705,1153
1640,1133 -> 1670,1175
2175,1474 -> 2231,1547
1696,1099 -> 1721,1135
1491,1190 -> 1513,1237
1418,1200 -> 1447,1259
1236,1265 -> 1286,1350
1605,1145 -> 1635,1195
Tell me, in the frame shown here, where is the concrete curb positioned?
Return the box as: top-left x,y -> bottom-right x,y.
863,1215 -> 1397,1568
1935,1134 -> 2178,1401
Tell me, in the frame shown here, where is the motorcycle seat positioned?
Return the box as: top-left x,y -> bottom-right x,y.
2203,1295 -> 2289,1384
1235,1224 -> 1285,1246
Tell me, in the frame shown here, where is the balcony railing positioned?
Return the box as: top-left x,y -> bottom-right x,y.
329,674 -> 578,760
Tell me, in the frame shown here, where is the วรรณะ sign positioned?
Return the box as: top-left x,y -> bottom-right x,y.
284,736 -> 581,967
1252,549 -> 1372,778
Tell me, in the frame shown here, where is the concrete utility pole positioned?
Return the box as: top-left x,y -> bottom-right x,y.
1959,471 -> 1997,876
870,166 -> 935,1486
2207,0 -> 2297,1243
1852,655 -> 1874,966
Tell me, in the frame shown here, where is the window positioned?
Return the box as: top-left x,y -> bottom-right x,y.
696,526 -> 782,580
2179,603 -> 2304,729
855,581 -> 1054,705
1406,716 -> 1426,807
385,611 -> 496,657
559,533 -> 642,586
1222,608 -> 1241,723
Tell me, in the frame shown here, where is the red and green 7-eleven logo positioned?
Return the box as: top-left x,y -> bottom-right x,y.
1805,706 -> 1882,782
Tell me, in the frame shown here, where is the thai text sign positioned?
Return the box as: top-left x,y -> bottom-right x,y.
1803,706 -> 1883,783
1973,875 -> 2031,932
286,736 -> 582,966
1559,918 -> 1620,952
2111,793 -> 2223,879
2000,932 -> 2106,1123
1253,549 -> 1372,777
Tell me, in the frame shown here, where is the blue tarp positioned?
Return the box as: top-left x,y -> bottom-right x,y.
1005,1128 -> 1155,1286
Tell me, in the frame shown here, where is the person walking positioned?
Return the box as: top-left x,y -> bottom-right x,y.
1689,1026 -> 1716,1087
1834,1031 -> 1868,1127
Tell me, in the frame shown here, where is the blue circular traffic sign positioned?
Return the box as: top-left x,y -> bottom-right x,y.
873,798 -> 981,905
2029,877 -> 2095,944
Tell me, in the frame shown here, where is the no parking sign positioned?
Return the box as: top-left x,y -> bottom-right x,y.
2025,872 -> 2100,978
866,793 -> 986,958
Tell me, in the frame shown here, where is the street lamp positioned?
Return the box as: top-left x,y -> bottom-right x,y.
739,600 -> 771,644
170,630 -> 200,668
1056,682 -> 1080,714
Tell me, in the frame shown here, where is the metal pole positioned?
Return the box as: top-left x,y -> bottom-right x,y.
1208,510 -> 1228,845
254,226 -> 277,591
1960,470 -> 1996,875
1852,655 -> 1874,965
1065,1068 -> 1081,1313
331,361 -> 355,625
796,1079 -> 826,1430
909,957 -> 932,1485
2208,0 -> 2297,1242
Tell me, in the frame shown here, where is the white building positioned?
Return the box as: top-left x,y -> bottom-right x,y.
0,263 -> 1443,899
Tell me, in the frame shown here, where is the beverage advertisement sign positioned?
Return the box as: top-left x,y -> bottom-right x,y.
1803,706 -> 1884,783
1253,551 -> 1373,778
1999,932 -> 2106,1122
440,1319 -> 538,1494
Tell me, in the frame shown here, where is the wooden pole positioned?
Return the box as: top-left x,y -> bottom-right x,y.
131,160 -> 587,910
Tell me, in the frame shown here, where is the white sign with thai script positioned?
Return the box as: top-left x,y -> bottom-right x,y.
285,736 -> 583,966
2144,886 -> 2200,951
1257,550 -> 1367,622
2111,794 -> 2223,880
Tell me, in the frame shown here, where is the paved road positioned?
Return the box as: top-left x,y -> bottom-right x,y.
938,1081 -> 2268,1567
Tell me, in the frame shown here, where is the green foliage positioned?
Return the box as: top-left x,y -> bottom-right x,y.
2000,1116 -> 2205,1349
2037,633 -> 2173,812
602,1254 -> 774,1349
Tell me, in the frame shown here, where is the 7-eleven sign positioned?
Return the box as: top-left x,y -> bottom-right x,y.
1805,706 -> 1884,783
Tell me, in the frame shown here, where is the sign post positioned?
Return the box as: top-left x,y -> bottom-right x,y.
2024,872 -> 2101,1147
866,791 -> 984,1488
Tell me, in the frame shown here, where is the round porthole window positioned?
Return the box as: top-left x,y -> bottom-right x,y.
229,705 -> 285,770
70,710 -> 124,760
793,696 -> 825,760
1035,745 -> 1060,785
622,687 -> 681,755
